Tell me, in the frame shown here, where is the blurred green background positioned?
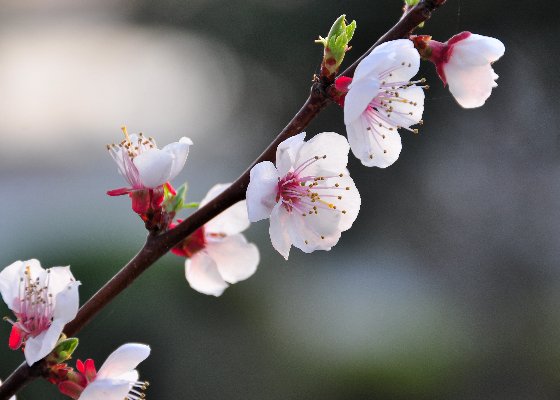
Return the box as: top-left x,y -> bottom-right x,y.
1,0 -> 559,399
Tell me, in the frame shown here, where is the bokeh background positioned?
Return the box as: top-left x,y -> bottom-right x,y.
0,0 -> 558,399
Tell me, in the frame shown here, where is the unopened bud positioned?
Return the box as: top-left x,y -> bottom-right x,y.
315,15 -> 356,83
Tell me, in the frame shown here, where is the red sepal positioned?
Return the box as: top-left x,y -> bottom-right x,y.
106,187 -> 132,196
58,381 -> 85,400
9,325 -> 23,350
131,189 -> 150,214
151,186 -> 165,209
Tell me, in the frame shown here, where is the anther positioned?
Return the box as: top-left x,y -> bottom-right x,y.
335,183 -> 339,187
419,120 -> 423,125
338,196 -> 342,200
369,155 -> 373,159
346,187 -> 350,190
339,174 -> 343,177
321,236 -> 325,239
401,62 -> 405,65
383,150 -> 387,153
342,211 -> 347,214
305,240 -> 308,244
314,156 -> 319,160
414,129 -> 418,133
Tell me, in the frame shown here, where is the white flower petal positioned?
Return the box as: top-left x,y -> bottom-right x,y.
78,379 -> 132,400
116,370 -> 139,383
161,137 -> 193,182
133,148 -> 174,188
24,319 -> 65,366
269,203 -> 292,260
52,281 -> 81,323
347,118 -> 402,168
185,253 -> 229,297
201,183 -> 250,235
206,234 -> 259,284
456,34 -> 505,62
384,85 -> 425,128
246,162 -> 280,222
344,77 -> 381,125
313,169 -> 361,232
276,132 -> 306,176
44,266 -> 76,299
294,132 -> 350,177
444,34 -> 505,108
353,39 -> 419,85
0,260 -> 29,312
97,343 -> 151,380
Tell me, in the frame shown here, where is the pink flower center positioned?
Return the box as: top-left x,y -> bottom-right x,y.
106,126 -> 158,190
3,267 -> 55,349
277,155 -> 350,244
357,65 -> 427,158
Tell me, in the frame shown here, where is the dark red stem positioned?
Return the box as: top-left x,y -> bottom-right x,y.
0,1 -> 446,398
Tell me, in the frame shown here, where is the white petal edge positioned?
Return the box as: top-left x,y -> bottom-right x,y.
294,132 -> 350,177
269,203 -> 292,260
133,149 -> 174,188
246,162 -> 280,222
201,183 -> 251,235
97,343 -> 151,380
205,234 -> 259,284
276,132 -> 306,177
161,137 -> 193,182
78,379 -> 133,400
344,77 -> 381,125
185,253 -> 229,296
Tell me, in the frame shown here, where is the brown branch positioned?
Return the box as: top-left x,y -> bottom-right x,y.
0,1 -> 446,398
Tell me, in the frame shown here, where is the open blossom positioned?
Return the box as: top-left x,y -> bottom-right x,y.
171,183 -> 259,297
335,39 -> 425,168
59,343 -> 150,400
246,132 -> 360,259
107,127 -> 193,214
414,32 -> 505,108
0,259 -> 80,366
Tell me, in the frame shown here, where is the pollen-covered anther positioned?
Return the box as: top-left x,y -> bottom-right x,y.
321,236 -> 325,239
419,120 -> 424,125
346,187 -> 350,190
414,129 -> 419,133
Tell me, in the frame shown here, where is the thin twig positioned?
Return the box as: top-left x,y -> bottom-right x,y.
0,1 -> 446,398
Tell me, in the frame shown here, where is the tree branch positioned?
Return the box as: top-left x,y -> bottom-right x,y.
0,1 -> 446,398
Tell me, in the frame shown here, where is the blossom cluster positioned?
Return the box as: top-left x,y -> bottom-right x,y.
0,13 -> 504,400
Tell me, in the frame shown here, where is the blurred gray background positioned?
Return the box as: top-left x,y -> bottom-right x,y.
0,0 -> 558,399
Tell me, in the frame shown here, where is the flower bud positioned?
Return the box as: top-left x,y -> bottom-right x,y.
315,15 -> 356,83
44,337 -> 79,367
